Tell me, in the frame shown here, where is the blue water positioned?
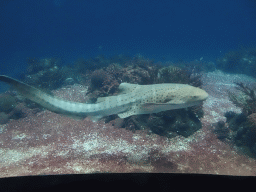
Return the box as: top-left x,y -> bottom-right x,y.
0,0 -> 255,76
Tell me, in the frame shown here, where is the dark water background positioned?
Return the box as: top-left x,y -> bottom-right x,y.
0,0 -> 255,76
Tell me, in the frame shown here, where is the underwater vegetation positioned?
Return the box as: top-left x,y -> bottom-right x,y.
213,82 -> 256,158
0,93 -> 17,113
216,47 -> 256,77
117,106 -> 203,138
0,93 -> 17,124
84,56 -> 159,101
0,92 -> 31,124
156,65 -> 203,87
228,82 -> 256,115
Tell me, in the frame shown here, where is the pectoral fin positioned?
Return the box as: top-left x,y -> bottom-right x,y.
117,102 -> 166,118
118,102 -> 182,118
117,104 -> 140,118
140,103 -> 171,113
118,110 -> 135,118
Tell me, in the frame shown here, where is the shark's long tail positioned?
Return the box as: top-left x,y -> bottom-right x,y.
0,75 -> 87,118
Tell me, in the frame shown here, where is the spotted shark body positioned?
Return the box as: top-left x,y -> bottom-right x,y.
0,75 -> 208,121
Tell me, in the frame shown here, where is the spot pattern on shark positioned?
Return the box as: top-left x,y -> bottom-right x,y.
0,75 -> 208,122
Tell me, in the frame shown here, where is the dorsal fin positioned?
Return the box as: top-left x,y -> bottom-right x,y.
96,83 -> 139,103
118,83 -> 139,94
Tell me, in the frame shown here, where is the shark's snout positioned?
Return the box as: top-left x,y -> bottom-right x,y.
195,88 -> 209,101
202,90 -> 209,100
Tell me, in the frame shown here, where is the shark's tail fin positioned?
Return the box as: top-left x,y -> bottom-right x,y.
0,75 -> 86,120
0,75 -> 65,113
0,75 -> 37,96
0,75 -> 51,105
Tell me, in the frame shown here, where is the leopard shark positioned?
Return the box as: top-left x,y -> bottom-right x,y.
0,75 -> 208,122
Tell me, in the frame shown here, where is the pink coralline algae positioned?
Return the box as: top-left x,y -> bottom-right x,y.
248,113 -> 256,127
1,72 -> 256,177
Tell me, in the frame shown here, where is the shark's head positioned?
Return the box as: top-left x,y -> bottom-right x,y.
183,85 -> 208,103
165,84 -> 208,107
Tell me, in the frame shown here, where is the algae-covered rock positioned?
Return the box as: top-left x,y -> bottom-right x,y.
0,112 -> 9,124
0,94 -> 16,113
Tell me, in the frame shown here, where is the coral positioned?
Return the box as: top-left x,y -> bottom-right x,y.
86,67 -> 121,101
217,109 -> 256,157
23,58 -> 74,90
0,91 -> 42,125
127,108 -> 203,138
121,63 -> 158,85
248,113 -> 256,127
90,70 -> 108,90
157,66 -> 186,84
0,93 -> 17,113
212,121 -> 230,141
157,66 -> 202,88
228,82 -> 256,115
74,55 -> 132,74
224,111 -> 237,122
0,112 -> 9,124
166,109 -> 202,138
217,81 -> 256,156
85,57 -> 159,101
